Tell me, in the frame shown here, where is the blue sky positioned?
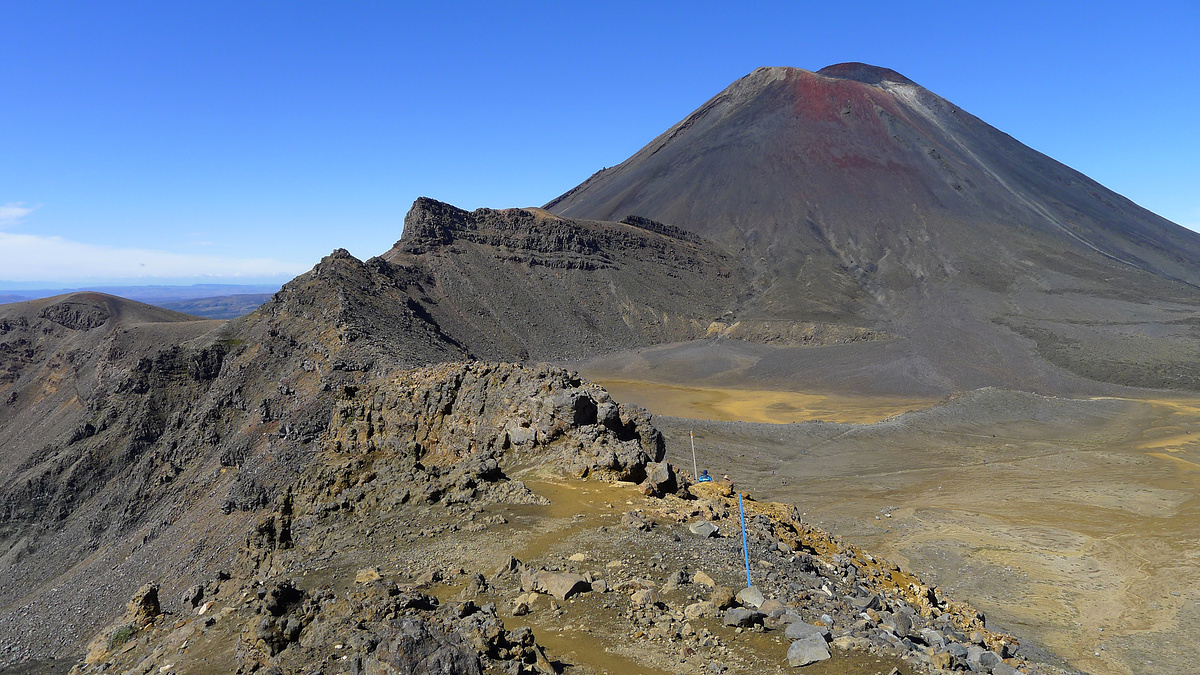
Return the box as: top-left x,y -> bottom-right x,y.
2,1 -> 1198,286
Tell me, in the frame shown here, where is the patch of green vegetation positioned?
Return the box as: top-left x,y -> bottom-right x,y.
107,625 -> 136,650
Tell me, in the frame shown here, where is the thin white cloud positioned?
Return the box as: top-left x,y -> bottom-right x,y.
0,231 -> 308,282
0,202 -> 38,227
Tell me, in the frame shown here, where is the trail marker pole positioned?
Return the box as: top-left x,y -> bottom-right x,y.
690,430 -> 698,480
739,492 -> 752,588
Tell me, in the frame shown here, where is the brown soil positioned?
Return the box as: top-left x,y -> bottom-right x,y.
592,378 -> 938,425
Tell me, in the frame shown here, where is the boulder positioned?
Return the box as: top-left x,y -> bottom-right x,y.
689,520 -> 719,538
710,586 -> 736,609
979,651 -> 1003,670
787,634 -> 831,667
511,596 -> 531,616
180,584 -> 204,609
492,556 -> 522,579
930,651 -> 953,670
892,609 -> 915,638
630,588 -> 659,607
640,461 -> 677,496
692,571 -> 716,586
736,586 -> 765,609
414,569 -> 442,586
967,645 -> 986,665
356,567 -> 383,584
759,598 -> 786,618
920,628 -> 946,648
541,573 -> 590,601
785,622 -> 831,641
622,511 -> 653,531
662,569 -> 689,591
125,584 -> 160,627
722,607 -> 765,627
364,618 -> 482,675
455,573 -> 488,600
850,594 -> 883,611
520,568 -> 540,593
684,601 -> 719,620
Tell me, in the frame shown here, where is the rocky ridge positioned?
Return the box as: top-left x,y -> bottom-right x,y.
0,196 -> 889,668
65,362 -> 1074,675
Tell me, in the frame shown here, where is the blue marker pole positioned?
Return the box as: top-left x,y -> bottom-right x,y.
739,492 -> 752,588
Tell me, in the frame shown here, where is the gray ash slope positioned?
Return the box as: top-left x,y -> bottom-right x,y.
548,63 -> 1200,393
0,201 -> 744,665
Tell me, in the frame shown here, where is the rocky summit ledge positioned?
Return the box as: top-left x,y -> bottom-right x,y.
66,362 -> 1078,675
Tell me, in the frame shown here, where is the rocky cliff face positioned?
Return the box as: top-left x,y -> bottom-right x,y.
0,249 -> 475,664
382,198 -> 748,360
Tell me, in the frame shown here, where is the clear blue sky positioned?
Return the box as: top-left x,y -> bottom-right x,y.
2,1 -> 1197,286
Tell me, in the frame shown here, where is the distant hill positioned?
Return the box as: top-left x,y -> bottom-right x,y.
158,293 -> 274,318
0,283 -> 281,304
0,284 -> 281,318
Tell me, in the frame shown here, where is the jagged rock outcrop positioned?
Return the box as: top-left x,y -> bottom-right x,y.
320,362 -> 665,484
70,361 -> 680,675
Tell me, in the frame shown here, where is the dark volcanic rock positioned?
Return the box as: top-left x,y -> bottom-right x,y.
365,619 -> 482,675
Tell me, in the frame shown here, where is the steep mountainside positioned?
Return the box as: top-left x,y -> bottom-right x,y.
548,64 -> 1200,392
380,198 -> 745,359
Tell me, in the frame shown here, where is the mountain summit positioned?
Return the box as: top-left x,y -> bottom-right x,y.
548,64 -> 1200,392
816,61 -> 916,85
